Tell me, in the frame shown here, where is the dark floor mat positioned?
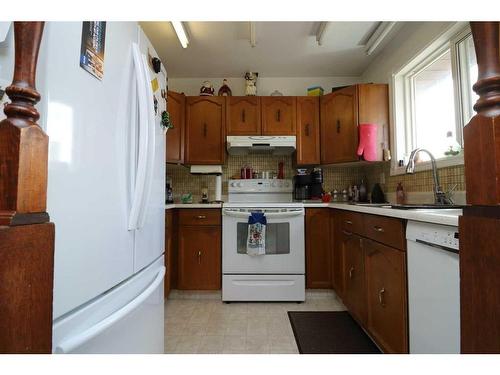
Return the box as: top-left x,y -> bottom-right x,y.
288,311 -> 381,354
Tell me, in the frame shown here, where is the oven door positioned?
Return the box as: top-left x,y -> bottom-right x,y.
222,207 -> 305,274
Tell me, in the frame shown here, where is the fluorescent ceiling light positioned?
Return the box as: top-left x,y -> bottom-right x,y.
171,21 -> 189,48
249,22 -> 256,47
365,22 -> 396,55
316,22 -> 328,46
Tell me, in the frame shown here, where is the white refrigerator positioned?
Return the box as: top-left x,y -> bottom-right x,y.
0,22 -> 166,353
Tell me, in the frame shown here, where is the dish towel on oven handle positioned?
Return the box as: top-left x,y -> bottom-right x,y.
247,212 -> 267,256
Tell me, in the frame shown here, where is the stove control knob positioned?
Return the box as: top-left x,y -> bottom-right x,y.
236,182 -> 243,187
230,182 -> 237,187
271,182 -> 277,187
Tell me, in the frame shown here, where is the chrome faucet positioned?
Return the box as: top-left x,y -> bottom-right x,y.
405,148 -> 453,205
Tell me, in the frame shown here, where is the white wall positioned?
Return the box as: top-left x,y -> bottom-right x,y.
168,76 -> 361,96
361,22 -> 457,83
0,24 -> 14,121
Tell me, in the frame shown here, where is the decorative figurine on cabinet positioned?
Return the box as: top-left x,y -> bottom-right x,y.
218,79 -> 232,96
200,80 -> 215,96
244,72 -> 258,96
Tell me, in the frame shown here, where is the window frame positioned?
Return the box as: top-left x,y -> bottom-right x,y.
390,22 -> 472,176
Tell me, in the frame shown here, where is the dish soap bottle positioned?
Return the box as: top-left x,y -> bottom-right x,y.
359,179 -> 368,202
396,182 -> 405,204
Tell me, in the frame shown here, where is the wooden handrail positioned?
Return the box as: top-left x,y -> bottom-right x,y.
0,21 -> 49,226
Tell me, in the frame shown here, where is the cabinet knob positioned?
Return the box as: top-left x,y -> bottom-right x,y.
378,287 -> 386,307
373,225 -> 384,233
276,109 -> 281,122
242,109 -> 246,122
305,123 -> 310,136
336,120 -> 341,133
198,250 -> 202,264
349,266 -> 355,279
342,229 -> 352,236
196,215 -> 207,219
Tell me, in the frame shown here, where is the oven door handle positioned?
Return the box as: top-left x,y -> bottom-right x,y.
222,210 -> 304,219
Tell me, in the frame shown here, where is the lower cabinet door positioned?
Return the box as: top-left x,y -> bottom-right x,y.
178,226 -> 221,290
306,208 -> 332,288
331,212 -> 344,298
343,233 -> 367,325
364,239 -> 408,353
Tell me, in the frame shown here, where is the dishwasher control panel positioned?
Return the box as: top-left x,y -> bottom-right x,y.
406,221 -> 459,251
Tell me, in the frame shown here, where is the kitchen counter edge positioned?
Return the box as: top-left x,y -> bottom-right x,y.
165,203 -> 223,210
165,202 -> 460,226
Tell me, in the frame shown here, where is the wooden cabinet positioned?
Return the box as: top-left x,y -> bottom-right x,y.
178,209 -> 221,226
342,232 -> 367,325
165,210 -> 173,298
331,211 -> 344,298
320,85 -> 359,164
330,209 -> 408,353
363,214 -> 405,249
178,209 -> 221,290
305,209 -> 332,288
364,239 -> 408,354
320,84 -> 389,164
261,97 -> 296,135
296,96 -> 320,165
226,96 -> 261,135
166,91 -> 185,164
185,96 -> 225,165
358,84 -> 389,164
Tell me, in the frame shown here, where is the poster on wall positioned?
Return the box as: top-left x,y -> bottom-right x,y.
80,21 -> 106,80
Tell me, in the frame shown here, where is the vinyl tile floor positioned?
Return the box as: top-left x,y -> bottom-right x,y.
164,289 -> 346,354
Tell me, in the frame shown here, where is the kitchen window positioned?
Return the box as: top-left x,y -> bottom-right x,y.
391,25 -> 477,174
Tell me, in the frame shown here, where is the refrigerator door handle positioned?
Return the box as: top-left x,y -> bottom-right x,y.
128,43 -> 150,231
137,53 -> 156,229
54,266 -> 166,354
128,69 -> 138,205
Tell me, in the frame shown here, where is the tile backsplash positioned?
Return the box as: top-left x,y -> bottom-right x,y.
363,162 -> 465,194
167,156 -> 466,203
167,155 -> 366,202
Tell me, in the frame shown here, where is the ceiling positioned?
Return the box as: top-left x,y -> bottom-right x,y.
140,22 -> 401,78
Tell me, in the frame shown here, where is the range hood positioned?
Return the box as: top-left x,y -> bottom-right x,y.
226,136 -> 296,156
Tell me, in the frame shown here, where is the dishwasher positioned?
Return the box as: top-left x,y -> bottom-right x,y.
406,220 -> 460,354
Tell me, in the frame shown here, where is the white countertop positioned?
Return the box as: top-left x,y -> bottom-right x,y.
165,201 -> 461,226
165,203 -> 223,210
324,203 -> 461,227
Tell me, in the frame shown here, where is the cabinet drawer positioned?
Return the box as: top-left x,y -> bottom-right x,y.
363,215 -> 405,250
339,211 -> 365,235
179,209 -> 221,226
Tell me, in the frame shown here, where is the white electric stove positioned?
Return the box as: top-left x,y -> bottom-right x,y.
222,179 -> 305,302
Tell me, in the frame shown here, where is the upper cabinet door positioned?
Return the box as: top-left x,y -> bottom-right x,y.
296,96 -> 320,165
320,86 -> 359,164
166,91 -> 185,164
358,84 -> 389,162
261,97 -> 296,135
185,96 -> 226,165
226,96 -> 261,135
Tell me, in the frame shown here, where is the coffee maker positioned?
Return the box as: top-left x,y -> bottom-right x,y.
293,168 -> 323,201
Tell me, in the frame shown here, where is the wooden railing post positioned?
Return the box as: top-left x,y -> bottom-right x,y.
0,21 -> 49,226
459,21 -> 500,353
0,21 -> 54,354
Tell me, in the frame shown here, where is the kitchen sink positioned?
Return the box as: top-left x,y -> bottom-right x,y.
390,204 -> 465,210
351,203 -> 392,208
